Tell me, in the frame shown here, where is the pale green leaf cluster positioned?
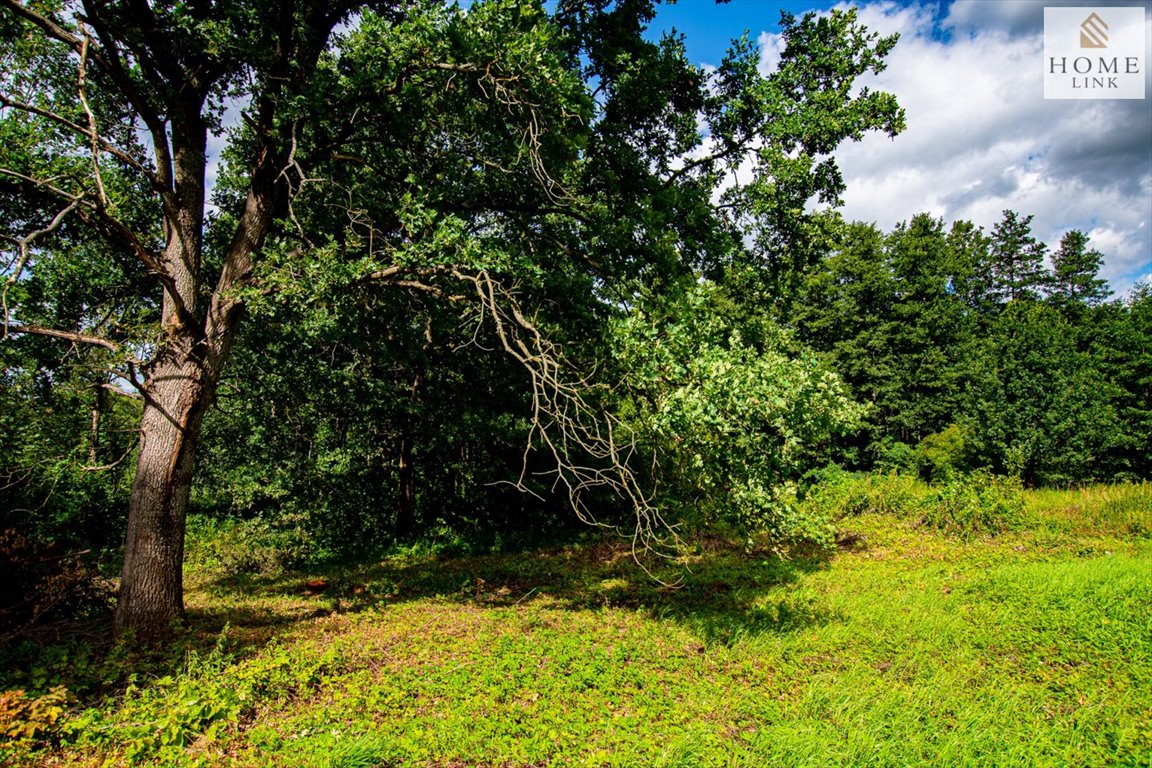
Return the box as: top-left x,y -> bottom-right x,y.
611,283 -> 863,545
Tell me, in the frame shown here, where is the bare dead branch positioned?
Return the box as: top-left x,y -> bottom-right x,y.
81,443 -> 135,472
101,382 -> 144,400
76,25 -> 109,209
2,198 -> 80,328
448,268 -> 682,570
0,167 -> 188,318
278,120 -> 328,241
0,94 -> 153,178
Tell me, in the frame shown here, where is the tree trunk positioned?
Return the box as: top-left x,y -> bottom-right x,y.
114,347 -> 212,639
113,137 -> 276,640
395,372 -> 422,539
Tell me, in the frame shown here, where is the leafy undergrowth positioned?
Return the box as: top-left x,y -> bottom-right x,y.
6,484 -> 1152,767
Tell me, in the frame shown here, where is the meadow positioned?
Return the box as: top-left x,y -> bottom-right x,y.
3,480 -> 1150,767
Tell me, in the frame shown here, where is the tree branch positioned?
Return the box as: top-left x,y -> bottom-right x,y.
2,199 -> 81,326
0,94 -> 154,180
0,0 -> 83,50
0,167 -> 189,320
81,443 -> 135,472
3,323 -> 119,351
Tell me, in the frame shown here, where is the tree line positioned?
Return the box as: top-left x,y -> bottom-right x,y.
790,211 -> 1150,487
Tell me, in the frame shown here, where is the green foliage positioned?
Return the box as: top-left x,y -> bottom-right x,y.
803,469 -> 1024,541
185,516 -> 313,578
0,344 -> 138,553
963,300 -> 1127,485
611,283 -> 863,545
986,209 -> 1050,303
68,631 -> 346,765
918,471 -> 1025,540
792,216 -> 971,462
1050,229 -> 1111,309
326,735 -> 394,768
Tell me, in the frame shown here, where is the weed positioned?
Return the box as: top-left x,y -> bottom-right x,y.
0,686 -> 72,763
920,470 -> 1025,539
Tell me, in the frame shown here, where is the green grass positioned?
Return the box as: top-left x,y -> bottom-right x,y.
1025,482 -> 1152,538
6,483 -> 1152,767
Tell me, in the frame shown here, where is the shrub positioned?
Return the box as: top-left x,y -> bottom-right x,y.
185,515 -> 313,578
610,284 -> 863,547
0,530 -> 111,640
920,471 -> 1025,540
0,686 -> 72,762
916,423 -> 969,483
1025,482 -> 1152,538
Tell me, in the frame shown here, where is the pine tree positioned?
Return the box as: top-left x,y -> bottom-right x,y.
989,210 -> 1050,302
1050,229 -> 1111,308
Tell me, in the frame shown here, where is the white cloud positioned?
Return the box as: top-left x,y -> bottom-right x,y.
760,0 -> 1152,297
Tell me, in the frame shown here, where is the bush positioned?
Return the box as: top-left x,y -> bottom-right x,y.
185,515 -> 314,578
0,686 -> 72,763
916,423 -> 969,483
920,471 -> 1025,540
0,530 -> 111,641
802,469 -> 1025,541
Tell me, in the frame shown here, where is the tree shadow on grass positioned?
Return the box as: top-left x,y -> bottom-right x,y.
188,536 -> 838,653
1,537 -> 838,707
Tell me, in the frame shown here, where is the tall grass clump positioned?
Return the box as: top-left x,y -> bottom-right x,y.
1026,481 -> 1152,537
801,470 -> 931,520
804,469 -> 1026,540
918,470 -> 1025,540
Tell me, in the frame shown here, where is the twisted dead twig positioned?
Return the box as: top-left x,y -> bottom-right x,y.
2,200 -> 81,331
369,265 -> 682,574
278,120 -> 327,242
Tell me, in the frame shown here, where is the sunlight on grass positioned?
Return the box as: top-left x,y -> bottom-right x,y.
1026,481 -> 1152,538
11,484 -> 1152,767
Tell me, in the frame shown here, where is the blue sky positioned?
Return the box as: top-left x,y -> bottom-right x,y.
643,0 -> 1152,296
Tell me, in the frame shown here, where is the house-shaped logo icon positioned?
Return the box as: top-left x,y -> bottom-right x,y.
1080,12 -> 1108,48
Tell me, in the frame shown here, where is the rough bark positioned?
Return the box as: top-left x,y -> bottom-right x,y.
114,353 -> 208,638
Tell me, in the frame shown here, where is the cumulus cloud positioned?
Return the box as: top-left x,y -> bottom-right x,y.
758,0 -> 1152,296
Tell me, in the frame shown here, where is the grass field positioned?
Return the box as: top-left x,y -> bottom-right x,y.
4,482 -> 1151,767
